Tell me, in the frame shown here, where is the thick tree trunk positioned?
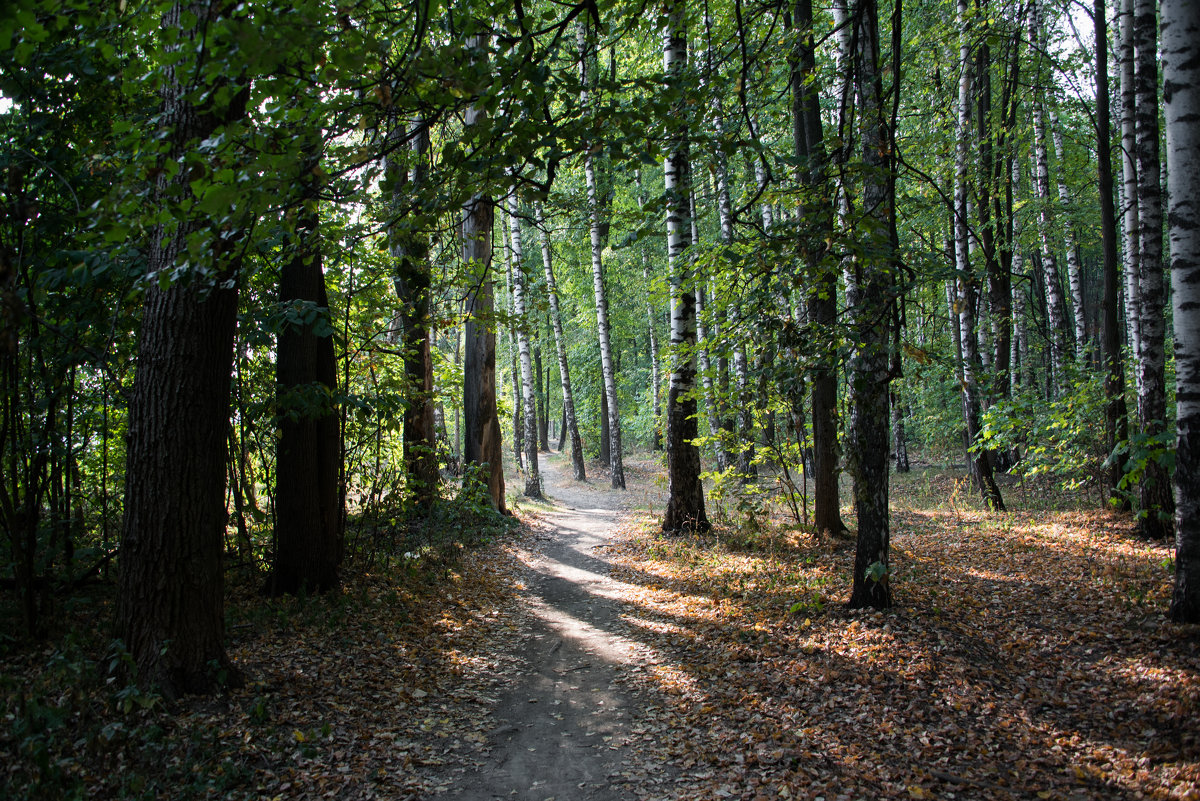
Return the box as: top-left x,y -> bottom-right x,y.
117,1 -> 246,696
537,204 -> 586,480
662,0 -> 708,534
1132,0 -> 1174,537
846,0 -> 893,610
461,33 -> 505,512
272,138 -> 342,596
1094,0 -> 1130,507
1163,0 -> 1200,620
507,190 -> 542,498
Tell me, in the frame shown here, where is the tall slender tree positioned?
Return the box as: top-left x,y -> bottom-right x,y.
662,0 -> 709,534
537,203 -> 586,480
461,31 -> 505,512
507,189 -> 542,497
1131,0 -> 1174,537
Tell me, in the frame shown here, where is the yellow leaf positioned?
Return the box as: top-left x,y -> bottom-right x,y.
293,729 -> 306,743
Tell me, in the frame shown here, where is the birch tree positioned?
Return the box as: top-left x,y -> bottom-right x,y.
579,20 -> 625,489
507,189 -> 542,498
662,0 -> 708,534
1131,0 -> 1174,537
537,203 -> 586,480
1163,0 -> 1200,622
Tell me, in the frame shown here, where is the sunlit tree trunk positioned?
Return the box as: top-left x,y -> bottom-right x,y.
507,190 -> 542,498
635,171 -> 664,452
846,0 -> 894,610
537,203 -> 586,480
461,33 -> 505,512
1163,0 -> 1200,620
1132,0 -> 1174,537
579,22 -> 625,489
1028,0 -> 1070,396
691,192 -> 729,472
1118,0 -> 1142,393
1049,109 -> 1088,359
118,0 -> 246,698
662,0 -> 708,534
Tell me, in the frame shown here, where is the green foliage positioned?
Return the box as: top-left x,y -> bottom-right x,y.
977,367 -> 1110,493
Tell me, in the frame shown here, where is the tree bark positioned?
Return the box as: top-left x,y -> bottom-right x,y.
846,0 -> 894,610
954,1 -> 1004,511
117,0 -> 246,697
1049,109 -> 1088,359
662,0 -> 709,534
507,190 -> 542,497
1094,0 -> 1130,507
1132,0 -> 1174,537
461,34 -> 505,513
271,136 -> 342,596
1163,0 -> 1200,620
792,0 -> 845,536
537,203 -> 586,480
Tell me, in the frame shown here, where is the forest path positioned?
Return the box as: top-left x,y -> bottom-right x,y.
437,452 -> 665,801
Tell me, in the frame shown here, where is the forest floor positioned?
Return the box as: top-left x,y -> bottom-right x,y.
3,452 -> 1200,800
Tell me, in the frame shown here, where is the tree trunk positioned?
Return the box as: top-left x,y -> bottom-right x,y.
579,21 -> 624,489
537,203 -> 586,480
503,229 -> 524,468
691,192 -> 729,473
662,0 -> 709,534
1118,0 -> 1142,397
791,0 -> 845,534
1049,109 -> 1088,359
1132,0 -> 1174,537
536,343 -> 549,451
1094,0 -> 1130,507
272,137 -> 342,596
507,190 -> 542,498
954,2 -> 1004,511
117,1 -> 247,696
461,32 -> 505,513
387,119 -> 438,515
1163,0 -> 1200,621
846,0 -> 893,610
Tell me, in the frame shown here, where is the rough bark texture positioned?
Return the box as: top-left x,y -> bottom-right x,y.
537,204 -> 586,481
1163,0 -> 1200,621
272,140 -> 342,596
117,0 -> 245,698
461,35 -> 505,512
662,0 -> 709,534
507,191 -> 542,498
846,0 -> 893,610
1132,0 -> 1174,538
953,4 -> 1004,511
1094,0 -> 1130,506
793,0 -> 845,536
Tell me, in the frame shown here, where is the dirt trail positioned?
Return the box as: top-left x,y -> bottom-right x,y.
438,452 -> 665,801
